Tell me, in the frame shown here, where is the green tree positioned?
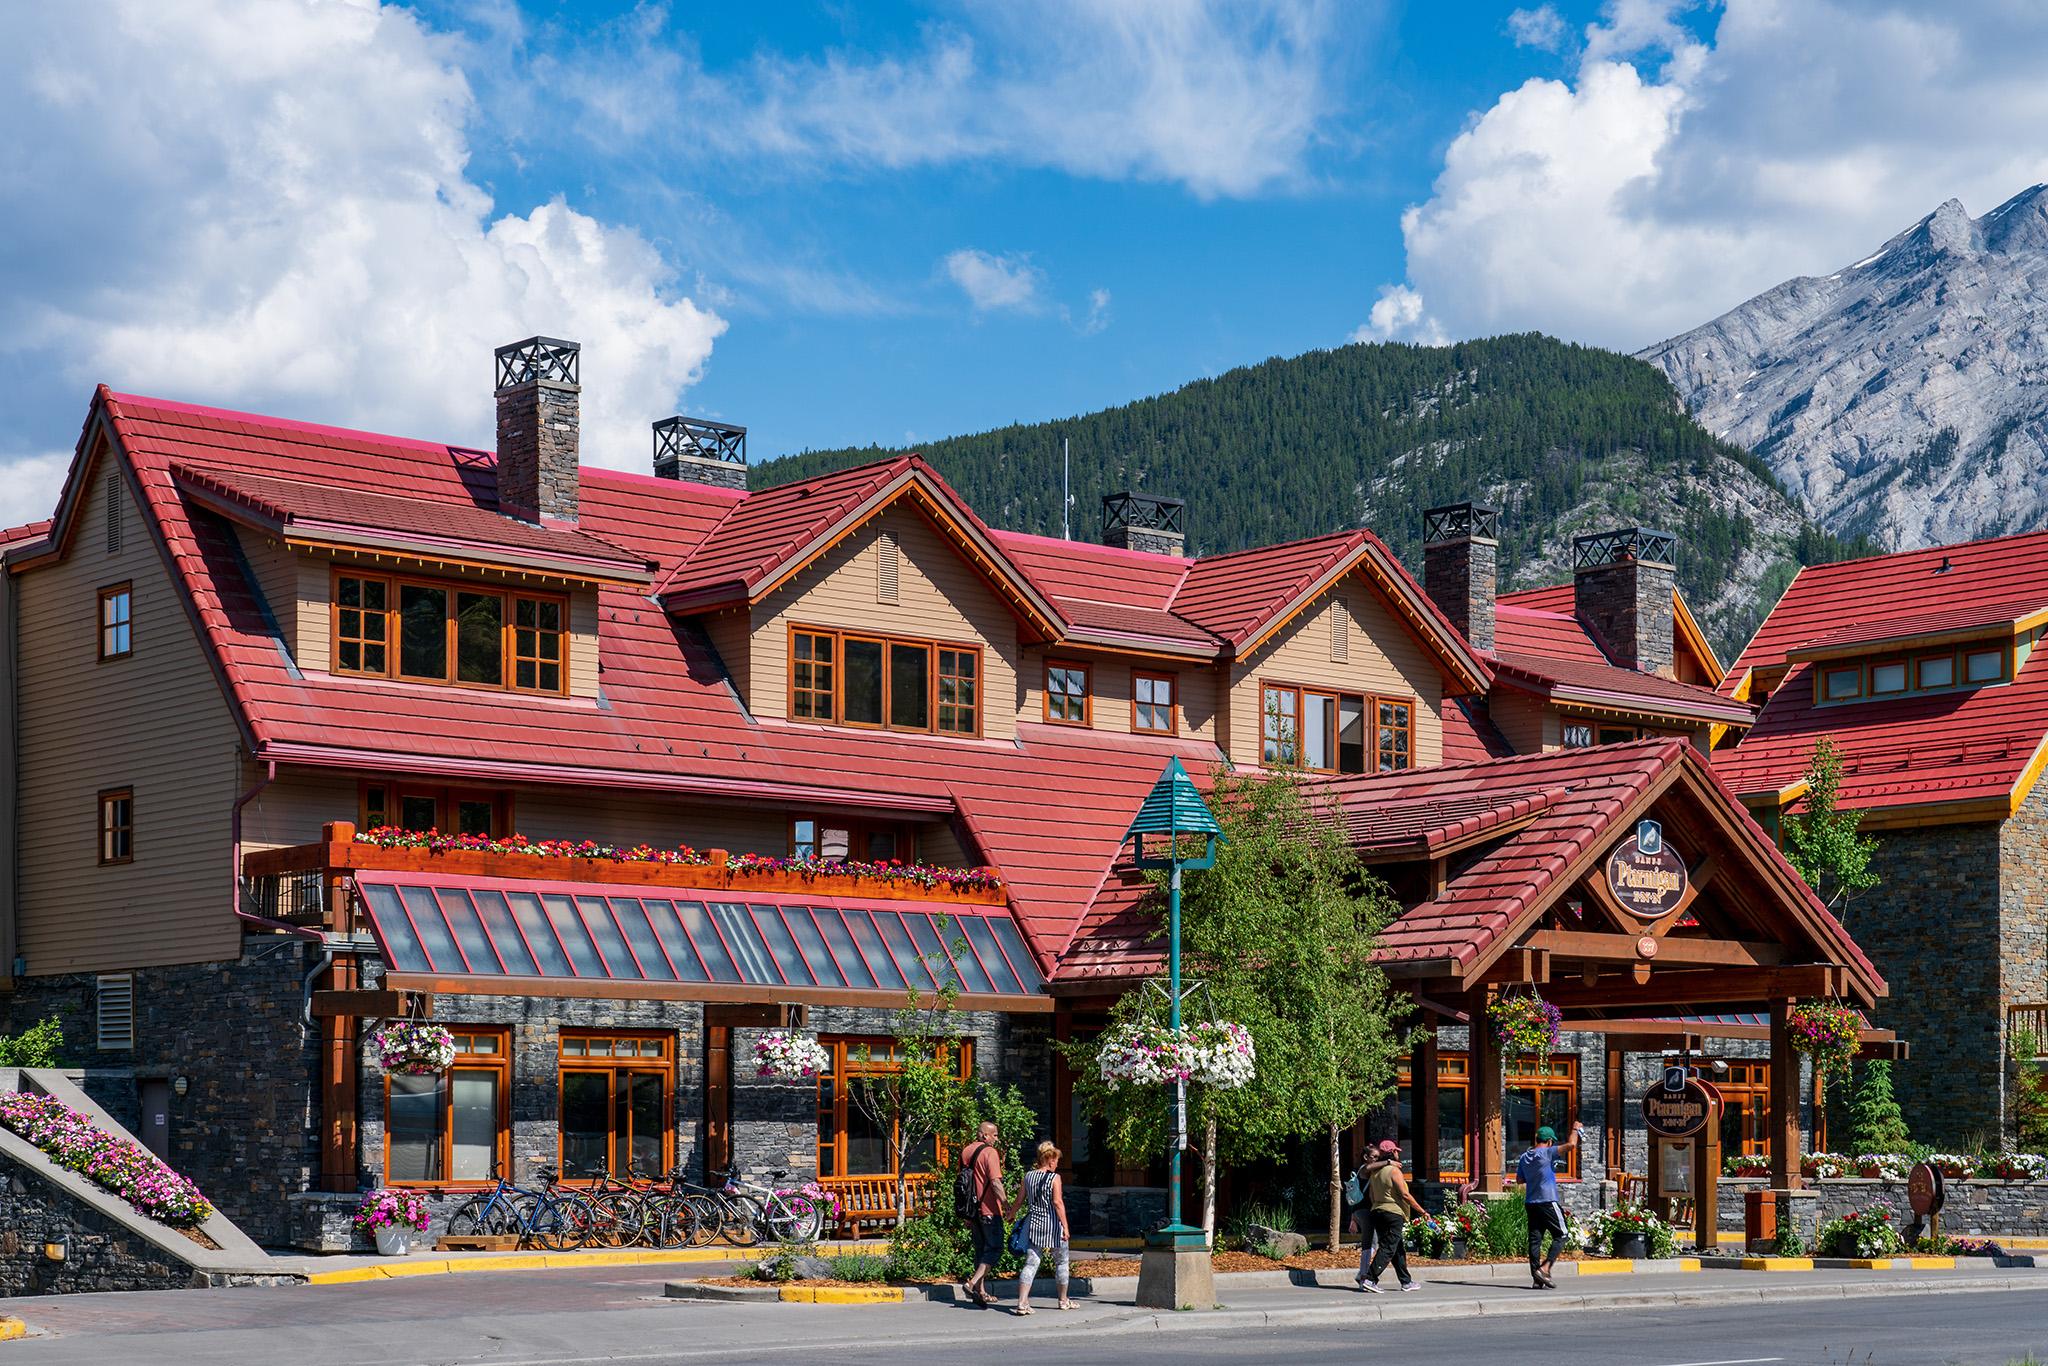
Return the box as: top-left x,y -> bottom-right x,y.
1781,737 -> 1880,916
1847,1060 -> 1912,1154
0,1016 -> 64,1068
1064,767 -> 1411,1248
2009,1031 -> 2048,1153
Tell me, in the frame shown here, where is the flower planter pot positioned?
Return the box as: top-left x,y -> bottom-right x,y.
1611,1231 -> 1648,1260
1449,1237 -> 1468,1260
374,1225 -> 418,1257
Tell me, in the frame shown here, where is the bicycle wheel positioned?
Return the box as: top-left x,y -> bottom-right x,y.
533,1193 -> 592,1251
721,1194 -> 763,1247
445,1195 -> 492,1238
589,1192 -> 645,1248
651,1195 -> 697,1250
681,1193 -> 720,1248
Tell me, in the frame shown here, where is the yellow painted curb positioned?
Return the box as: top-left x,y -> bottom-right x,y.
1899,1256 -> 1955,1269
0,1318 -> 25,1342
1739,1257 -> 1813,1271
1573,1259 -> 1634,1275
778,1286 -> 903,1304
305,1243 -> 875,1285
2000,1237 -> 2048,1250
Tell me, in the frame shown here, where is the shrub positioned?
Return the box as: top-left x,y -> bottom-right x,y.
1848,1061 -> 1912,1155
884,1200 -> 1020,1281
1406,1214 -> 1453,1259
1479,1196 -> 1529,1259
0,1091 -> 212,1226
827,1251 -> 892,1283
1223,1198 -> 1294,1254
1772,1221 -> 1807,1256
1815,1205 -> 1903,1258
1589,1203 -> 1676,1260
747,1241 -> 819,1283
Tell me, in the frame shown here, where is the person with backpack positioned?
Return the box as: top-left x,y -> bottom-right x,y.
1518,1120 -> 1583,1289
1357,1139 -> 1429,1293
1011,1141 -> 1073,1313
957,1119 -> 1007,1306
1347,1144 -> 1394,1288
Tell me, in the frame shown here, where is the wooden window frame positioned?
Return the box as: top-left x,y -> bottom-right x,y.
557,1030 -> 675,1180
1964,643 -> 2010,686
1132,671 -> 1178,735
790,628 -> 837,722
510,594 -> 566,695
789,816 -> 916,863
1260,681 -> 1415,773
1375,697 -> 1414,772
1395,1052 -> 1580,1182
329,569 -> 568,697
1043,660 -> 1092,727
1914,651 -> 1957,691
97,787 -> 134,866
936,646 -> 979,736
383,1027 -> 511,1188
1819,665 -> 1863,702
1867,657 -> 1910,697
785,623 -> 984,738
358,780 -> 512,837
817,1035 -> 973,1180
97,583 -> 133,661
1713,1059 -> 1773,1158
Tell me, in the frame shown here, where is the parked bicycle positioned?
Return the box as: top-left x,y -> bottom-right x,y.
444,1163 -> 590,1250
719,1166 -> 827,1244
564,1165 -> 650,1248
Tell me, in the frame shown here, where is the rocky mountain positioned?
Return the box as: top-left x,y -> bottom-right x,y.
1639,185 -> 2048,549
757,334 -> 1865,658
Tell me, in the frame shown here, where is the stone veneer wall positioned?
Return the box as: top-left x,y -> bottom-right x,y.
0,1147 -> 206,1295
0,938 -> 318,1247
2000,775 -> 2048,1126
1716,1176 -> 2048,1237
1854,817 -> 2005,1145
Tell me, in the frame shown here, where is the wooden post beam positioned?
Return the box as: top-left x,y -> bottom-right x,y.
1468,987 -> 1504,1193
1537,965 -> 1843,1014
1523,930 -> 1783,968
1414,1030 -> 1441,1185
1768,996 -> 1802,1191
310,989 -> 412,1019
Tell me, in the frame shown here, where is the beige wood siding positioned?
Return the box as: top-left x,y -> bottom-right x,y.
1018,647 -> 1221,741
749,505 -> 1021,740
237,532 -> 301,664
702,608 -> 751,707
1490,692 -> 1555,754
13,458 -> 246,974
1223,577 -> 1446,770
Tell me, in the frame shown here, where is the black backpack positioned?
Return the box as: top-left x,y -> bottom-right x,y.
953,1142 -> 988,1220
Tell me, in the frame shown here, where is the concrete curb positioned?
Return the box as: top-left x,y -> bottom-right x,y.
304,1246 -> 827,1285
1098,1274 -> 2048,1334
664,1282 -> 781,1303
778,1286 -> 904,1304
1698,1255 -> 1970,1273
0,1317 -> 24,1342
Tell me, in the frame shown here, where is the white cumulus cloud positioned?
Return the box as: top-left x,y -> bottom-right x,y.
1506,5 -> 1567,52
0,0 -> 725,525
944,250 -> 1046,313
1349,284 -> 1445,345
1379,0 -> 2048,349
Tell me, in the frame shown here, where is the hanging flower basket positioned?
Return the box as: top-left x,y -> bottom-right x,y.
1487,992 -> 1561,1063
753,1031 -> 830,1080
375,1021 -> 457,1075
1097,1020 -> 1256,1090
1785,1001 -> 1860,1082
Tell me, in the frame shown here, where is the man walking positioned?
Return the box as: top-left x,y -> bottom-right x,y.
1358,1139 -> 1429,1293
959,1120 -> 1007,1306
1518,1120 -> 1583,1288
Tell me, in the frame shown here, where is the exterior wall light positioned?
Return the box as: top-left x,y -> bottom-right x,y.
172,1076 -> 189,1099
43,1235 -> 67,1263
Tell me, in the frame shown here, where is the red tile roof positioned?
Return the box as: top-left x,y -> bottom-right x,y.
1490,587 -> 1746,725
0,520 -> 51,550
1059,738 -> 1882,1001
1716,530 -> 2048,813
171,464 -> 653,579
1441,696 -> 1515,764
1785,595 -> 2048,659
656,458 -> 904,604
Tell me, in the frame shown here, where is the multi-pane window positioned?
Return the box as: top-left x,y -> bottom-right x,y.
1262,683 -> 1414,772
1714,1061 -> 1773,1157
787,626 -> 982,736
97,584 -> 132,659
1818,642 -> 2013,704
361,782 -> 508,837
333,572 -> 566,695
1393,1053 -> 1579,1180
1044,662 -> 1090,725
98,788 -> 134,865
559,1033 -> 672,1179
816,1036 -> 973,1179
386,1029 -> 509,1184
790,817 -> 913,863
1133,672 -> 1177,734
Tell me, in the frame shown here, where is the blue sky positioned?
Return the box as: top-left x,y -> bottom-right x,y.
2,1 -> 2043,522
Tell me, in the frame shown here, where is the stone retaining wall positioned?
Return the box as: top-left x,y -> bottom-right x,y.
0,1146 -> 203,1294
1715,1176 -> 2048,1236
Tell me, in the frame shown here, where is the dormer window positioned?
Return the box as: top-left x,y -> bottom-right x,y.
1916,655 -> 1954,689
1869,661 -> 1907,695
333,571 -> 565,696
1965,646 -> 2006,684
1821,667 -> 1862,701
1816,640 -> 2014,705
788,625 -> 980,736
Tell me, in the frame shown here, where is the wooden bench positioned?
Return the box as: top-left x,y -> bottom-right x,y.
821,1173 -> 939,1240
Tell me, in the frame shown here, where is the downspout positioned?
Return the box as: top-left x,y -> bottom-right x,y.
230,758 -> 322,942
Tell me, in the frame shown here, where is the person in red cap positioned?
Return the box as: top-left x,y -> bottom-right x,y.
1358,1138 -> 1430,1293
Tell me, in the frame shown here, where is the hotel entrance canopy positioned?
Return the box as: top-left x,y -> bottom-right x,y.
357,870 -> 1049,1012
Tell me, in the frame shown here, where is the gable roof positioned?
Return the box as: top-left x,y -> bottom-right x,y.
1499,582 -> 1725,684
1058,738 -> 1883,1004
1491,583 -> 1746,727
1715,530 -> 2048,819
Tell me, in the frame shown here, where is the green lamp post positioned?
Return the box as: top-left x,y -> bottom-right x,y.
1123,757 -> 1225,1308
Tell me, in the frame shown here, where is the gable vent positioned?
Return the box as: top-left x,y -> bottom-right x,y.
877,530 -> 899,603
96,973 -> 134,1051
106,475 -> 122,556
1329,594 -> 1350,662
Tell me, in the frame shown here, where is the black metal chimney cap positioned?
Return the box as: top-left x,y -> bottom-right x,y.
495,337 -> 581,390
1423,502 -> 1500,544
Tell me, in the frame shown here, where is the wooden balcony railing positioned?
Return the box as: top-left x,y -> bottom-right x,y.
240,822 -> 1007,933
2011,1004 -> 2048,1059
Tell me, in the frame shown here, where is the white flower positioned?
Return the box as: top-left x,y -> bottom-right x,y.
753,1031 -> 830,1080
1097,1020 -> 1255,1090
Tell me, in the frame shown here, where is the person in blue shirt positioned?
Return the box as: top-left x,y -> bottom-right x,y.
1516,1120 -> 1583,1288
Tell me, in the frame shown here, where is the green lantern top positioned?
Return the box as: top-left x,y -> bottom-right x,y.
1124,757 -> 1224,869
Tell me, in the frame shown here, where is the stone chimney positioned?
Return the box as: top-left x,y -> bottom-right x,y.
494,337 -> 581,524
1422,502 -> 1499,652
652,415 -> 748,491
1572,526 -> 1678,678
1101,491 -> 1185,556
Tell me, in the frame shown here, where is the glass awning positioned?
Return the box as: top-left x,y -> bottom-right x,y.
354,871 -> 1046,1005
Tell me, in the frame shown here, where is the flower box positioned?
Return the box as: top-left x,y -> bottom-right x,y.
0,1092 -> 214,1227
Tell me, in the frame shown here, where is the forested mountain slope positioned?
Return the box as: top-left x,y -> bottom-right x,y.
757,334 -> 1866,656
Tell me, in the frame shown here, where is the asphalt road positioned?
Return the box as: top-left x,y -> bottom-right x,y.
2,1272 -> 2044,1366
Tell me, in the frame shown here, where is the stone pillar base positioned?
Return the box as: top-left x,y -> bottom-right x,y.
1135,1245 -> 1216,1310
